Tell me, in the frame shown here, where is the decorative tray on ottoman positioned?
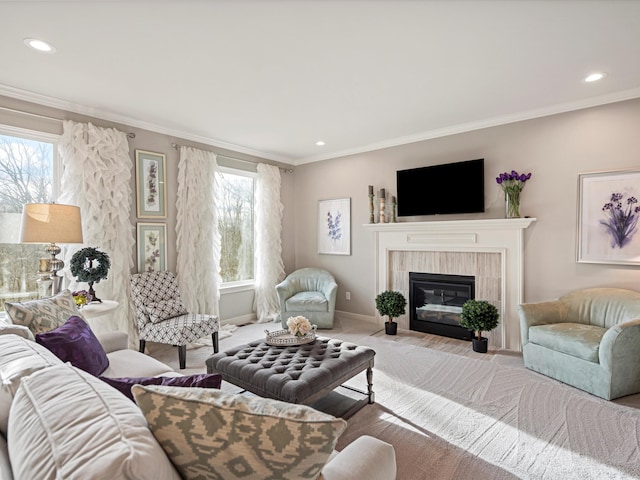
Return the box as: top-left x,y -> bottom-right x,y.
265,325 -> 317,346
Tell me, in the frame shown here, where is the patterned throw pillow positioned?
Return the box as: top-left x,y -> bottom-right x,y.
35,316 -> 109,376
4,289 -> 85,335
145,298 -> 188,323
132,386 -> 347,480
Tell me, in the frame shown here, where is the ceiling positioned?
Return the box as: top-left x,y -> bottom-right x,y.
2,1 -> 640,165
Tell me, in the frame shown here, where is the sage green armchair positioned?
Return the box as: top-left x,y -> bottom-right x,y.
519,288 -> 640,400
276,268 -> 338,329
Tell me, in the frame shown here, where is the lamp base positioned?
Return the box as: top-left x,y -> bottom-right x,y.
45,243 -> 64,295
50,274 -> 63,296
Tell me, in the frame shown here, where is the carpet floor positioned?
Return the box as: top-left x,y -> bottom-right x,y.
147,316 -> 640,480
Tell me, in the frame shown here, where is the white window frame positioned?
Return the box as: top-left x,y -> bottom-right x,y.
217,166 -> 256,295
0,124 -> 61,201
0,125 -> 61,314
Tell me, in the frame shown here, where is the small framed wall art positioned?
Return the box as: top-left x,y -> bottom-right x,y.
135,150 -> 167,218
577,168 -> 640,265
317,198 -> 351,255
137,223 -> 167,272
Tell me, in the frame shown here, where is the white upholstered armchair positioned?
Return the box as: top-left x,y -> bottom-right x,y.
129,271 -> 219,369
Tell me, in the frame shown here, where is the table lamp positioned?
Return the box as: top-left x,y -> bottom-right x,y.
19,203 -> 83,295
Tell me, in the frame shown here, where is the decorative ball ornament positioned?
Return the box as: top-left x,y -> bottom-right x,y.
70,247 -> 111,303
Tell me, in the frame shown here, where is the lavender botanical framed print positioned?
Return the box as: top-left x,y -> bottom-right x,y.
135,150 -> 167,218
318,198 -> 351,255
577,169 -> 640,265
137,223 -> 167,272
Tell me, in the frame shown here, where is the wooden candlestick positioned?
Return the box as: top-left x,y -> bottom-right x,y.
369,194 -> 375,223
390,196 -> 396,223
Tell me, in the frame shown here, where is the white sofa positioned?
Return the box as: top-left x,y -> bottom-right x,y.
0,324 -> 396,479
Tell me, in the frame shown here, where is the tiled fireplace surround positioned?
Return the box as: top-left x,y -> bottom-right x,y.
364,218 -> 535,351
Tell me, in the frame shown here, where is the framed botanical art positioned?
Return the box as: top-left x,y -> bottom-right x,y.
318,198 -> 351,255
577,169 -> 640,265
135,150 -> 167,218
137,223 -> 167,272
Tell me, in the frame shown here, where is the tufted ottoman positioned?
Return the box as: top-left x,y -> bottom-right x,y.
206,337 -> 375,416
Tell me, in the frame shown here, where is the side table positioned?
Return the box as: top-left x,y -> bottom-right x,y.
82,300 -> 119,334
82,300 -> 119,320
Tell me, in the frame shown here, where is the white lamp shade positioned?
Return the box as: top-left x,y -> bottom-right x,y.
19,203 -> 83,244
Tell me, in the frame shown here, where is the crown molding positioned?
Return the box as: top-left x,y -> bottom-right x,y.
296,87 -> 640,165
0,84 -> 292,163
3,83 -> 640,167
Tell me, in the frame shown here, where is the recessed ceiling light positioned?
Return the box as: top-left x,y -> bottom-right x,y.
24,38 -> 56,53
584,72 -> 606,82
316,141 -> 326,146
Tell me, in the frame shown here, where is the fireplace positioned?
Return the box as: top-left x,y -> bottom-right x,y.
365,218 -> 535,350
409,272 -> 474,340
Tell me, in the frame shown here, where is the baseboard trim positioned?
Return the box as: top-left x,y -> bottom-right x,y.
223,311 -> 379,328
335,310 -> 379,326
222,313 -> 258,326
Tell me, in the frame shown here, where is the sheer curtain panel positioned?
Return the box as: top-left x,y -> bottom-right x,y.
176,146 -> 221,315
253,163 -> 285,322
58,120 -> 135,339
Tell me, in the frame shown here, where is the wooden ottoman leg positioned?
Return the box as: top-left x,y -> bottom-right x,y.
213,331 -> 219,353
178,345 -> 187,369
366,363 -> 375,404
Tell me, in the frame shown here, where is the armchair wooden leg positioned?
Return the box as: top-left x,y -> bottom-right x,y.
212,332 -> 219,353
139,339 -> 146,353
178,345 -> 187,369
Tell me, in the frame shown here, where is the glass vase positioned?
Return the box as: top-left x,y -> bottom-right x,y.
505,190 -> 521,218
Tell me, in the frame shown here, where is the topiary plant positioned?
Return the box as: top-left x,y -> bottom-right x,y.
70,247 -> 111,303
375,290 -> 406,324
459,299 -> 499,340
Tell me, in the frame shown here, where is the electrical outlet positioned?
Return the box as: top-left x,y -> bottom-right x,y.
346,291 -> 351,300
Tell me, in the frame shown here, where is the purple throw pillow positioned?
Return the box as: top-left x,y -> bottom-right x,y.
35,316 -> 109,376
99,374 -> 223,401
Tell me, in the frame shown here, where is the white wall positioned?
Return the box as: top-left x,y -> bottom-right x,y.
292,98 -> 640,317
4,94 -> 640,323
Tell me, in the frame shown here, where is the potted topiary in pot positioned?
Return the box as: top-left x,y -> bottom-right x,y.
375,290 -> 406,335
459,299 -> 499,353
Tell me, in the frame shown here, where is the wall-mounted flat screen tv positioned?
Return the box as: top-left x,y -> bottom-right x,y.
397,159 -> 484,216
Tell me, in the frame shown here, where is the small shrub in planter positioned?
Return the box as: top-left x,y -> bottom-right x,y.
375,290 -> 406,335
459,299 -> 499,353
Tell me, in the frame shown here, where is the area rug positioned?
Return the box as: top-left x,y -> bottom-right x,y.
149,319 -> 640,479
189,324 -> 238,349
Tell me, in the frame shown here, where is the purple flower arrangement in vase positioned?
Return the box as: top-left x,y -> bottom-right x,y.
496,170 -> 532,218
601,193 -> 640,248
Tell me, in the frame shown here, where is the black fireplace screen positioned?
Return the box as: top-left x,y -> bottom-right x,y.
409,272 -> 475,340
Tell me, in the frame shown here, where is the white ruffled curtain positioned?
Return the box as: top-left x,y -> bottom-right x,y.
253,163 -> 285,322
176,146 -> 221,315
58,120 -> 135,339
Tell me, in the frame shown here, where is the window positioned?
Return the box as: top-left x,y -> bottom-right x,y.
0,127 -> 58,309
216,169 -> 255,285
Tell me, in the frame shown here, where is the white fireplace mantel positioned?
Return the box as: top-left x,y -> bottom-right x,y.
363,218 -> 536,350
